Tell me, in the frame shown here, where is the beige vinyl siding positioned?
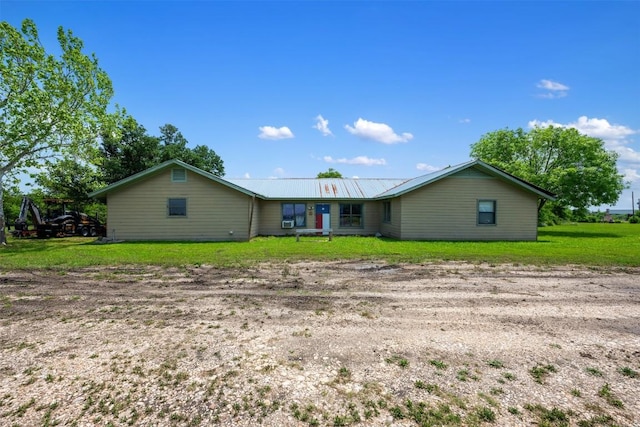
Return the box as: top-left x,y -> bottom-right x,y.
257,200 -> 381,236
399,173 -> 539,241
249,197 -> 260,238
105,169 -> 251,241
379,199 -> 402,238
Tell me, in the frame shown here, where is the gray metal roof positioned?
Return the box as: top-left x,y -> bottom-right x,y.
90,159 -> 555,202
226,178 -> 408,199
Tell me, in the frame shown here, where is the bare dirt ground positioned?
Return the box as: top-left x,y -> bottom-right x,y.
1,261 -> 639,427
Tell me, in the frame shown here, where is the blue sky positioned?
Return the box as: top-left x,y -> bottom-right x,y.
2,1 -> 639,210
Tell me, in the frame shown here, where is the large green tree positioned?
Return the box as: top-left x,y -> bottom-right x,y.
0,19 -> 112,244
35,157 -> 104,204
100,121 -> 225,184
158,124 -> 224,176
470,126 -> 625,212
100,115 -> 160,184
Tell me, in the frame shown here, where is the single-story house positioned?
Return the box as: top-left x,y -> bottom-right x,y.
89,159 -> 555,241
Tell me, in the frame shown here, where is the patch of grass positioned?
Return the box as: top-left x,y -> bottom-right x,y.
429,359 -> 447,370
585,367 -> 604,377
577,414 -> 618,427
508,406 -> 520,415
524,404 -> 571,427
456,369 -> 473,382
597,383 -> 624,408
3,223 -> 640,270
414,381 -> 439,394
617,366 -> 638,378
487,359 -> 504,368
502,372 -> 516,381
474,406 -> 496,422
529,364 -> 556,384
400,400 -> 462,426
385,355 -> 409,368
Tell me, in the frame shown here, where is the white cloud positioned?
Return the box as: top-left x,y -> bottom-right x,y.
258,126 -> 294,140
344,118 -> 413,144
537,79 -> 569,91
267,167 -> 286,179
323,155 -> 387,166
459,118 -> 471,124
528,116 -> 636,145
535,79 -> 569,99
416,163 -> 441,173
313,114 -> 333,136
622,168 -> 640,184
243,172 -> 251,179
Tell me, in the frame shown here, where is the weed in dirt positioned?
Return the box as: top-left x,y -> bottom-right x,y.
478,392 -> 499,407
571,388 -> 582,397
530,364 -> 556,384
617,366 -> 638,378
292,328 -> 312,338
487,359 -> 504,368
597,383 -> 624,408
415,380 -> 440,394
576,414 -> 619,427
429,359 -> 447,370
456,369 -> 472,382
473,406 -> 496,422
360,310 -> 375,319
508,406 -> 520,415
586,367 -> 604,377
337,366 -> 351,381
524,404 -> 572,427
502,372 -> 516,381
385,355 -> 409,368
14,397 -> 36,417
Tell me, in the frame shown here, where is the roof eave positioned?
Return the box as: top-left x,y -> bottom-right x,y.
89,159 -> 259,199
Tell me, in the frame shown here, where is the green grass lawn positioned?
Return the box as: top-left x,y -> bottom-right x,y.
1,223 -> 638,270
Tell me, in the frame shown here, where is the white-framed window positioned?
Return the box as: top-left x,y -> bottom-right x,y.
478,200 -> 496,225
340,203 -> 363,228
282,203 -> 306,227
168,198 -> 187,217
171,168 -> 187,182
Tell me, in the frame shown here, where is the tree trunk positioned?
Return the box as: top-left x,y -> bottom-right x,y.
0,175 -> 6,245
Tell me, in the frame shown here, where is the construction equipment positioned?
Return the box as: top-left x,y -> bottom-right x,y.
12,197 -> 105,238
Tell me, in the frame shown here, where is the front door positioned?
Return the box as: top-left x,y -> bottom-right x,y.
315,204 -> 331,235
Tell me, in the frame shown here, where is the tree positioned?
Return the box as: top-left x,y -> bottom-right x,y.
158,124 -> 224,176
317,168 -> 343,178
470,126 -> 625,213
34,157 -> 104,204
0,19 -> 113,244
100,115 -> 160,184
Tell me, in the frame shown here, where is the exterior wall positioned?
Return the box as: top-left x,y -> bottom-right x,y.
257,200 -> 382,236
249,197 -> 260,238
105,169 -> 251,241
397,171 -> 539,241
379,199 -> 402,238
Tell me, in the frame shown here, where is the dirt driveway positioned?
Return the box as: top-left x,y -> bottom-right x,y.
1,261 -> 639,426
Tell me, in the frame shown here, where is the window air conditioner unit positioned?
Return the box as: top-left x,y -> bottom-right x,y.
281,220 -> 295,229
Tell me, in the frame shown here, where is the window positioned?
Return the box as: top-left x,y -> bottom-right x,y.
282,203 -> 306,227
171,168 -> 187,182
383,201 -> 391,223
478,200 -> 496,225
340,203 -> 363,227
168,198 -> 187,217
